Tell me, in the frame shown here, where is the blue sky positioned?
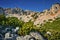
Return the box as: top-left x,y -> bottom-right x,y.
0,0 -> 60,12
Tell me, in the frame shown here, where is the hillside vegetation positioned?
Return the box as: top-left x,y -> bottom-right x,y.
0,14 -> 60,40
0,3 -> 60,40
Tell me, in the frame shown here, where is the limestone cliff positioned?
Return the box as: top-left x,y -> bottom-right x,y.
0,3 -> 60,25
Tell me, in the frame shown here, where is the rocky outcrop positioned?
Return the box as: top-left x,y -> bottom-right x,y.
34,3 -> 60,25
4,32 -> 45,40
0,3 -> 60,25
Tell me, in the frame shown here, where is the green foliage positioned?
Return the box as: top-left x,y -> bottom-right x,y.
0,14 -> 6,26
0,14 -> 24,27
0,14 -> 60,40
7,17 -> 19,26
0,15 -> 5,21
40,17 -> 60,40
18,21 -> 34,35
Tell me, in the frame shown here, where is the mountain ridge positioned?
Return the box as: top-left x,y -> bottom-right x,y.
0,3 -> 60,25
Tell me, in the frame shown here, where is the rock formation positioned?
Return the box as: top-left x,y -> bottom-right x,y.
0,3 -> 60,25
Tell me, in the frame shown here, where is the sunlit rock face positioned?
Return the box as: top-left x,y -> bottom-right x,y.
34,3 -> 60,25
0,3 -> 60,25
51,3 -> 60,14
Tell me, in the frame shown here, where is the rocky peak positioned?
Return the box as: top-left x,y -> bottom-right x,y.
50,3 -> 60,14
0,3 -> 60,25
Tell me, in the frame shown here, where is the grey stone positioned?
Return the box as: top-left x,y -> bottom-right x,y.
16,36 -> 24,40
5,32 -> 10,38
30,32 -> 44,40
24,35 -> 32,40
